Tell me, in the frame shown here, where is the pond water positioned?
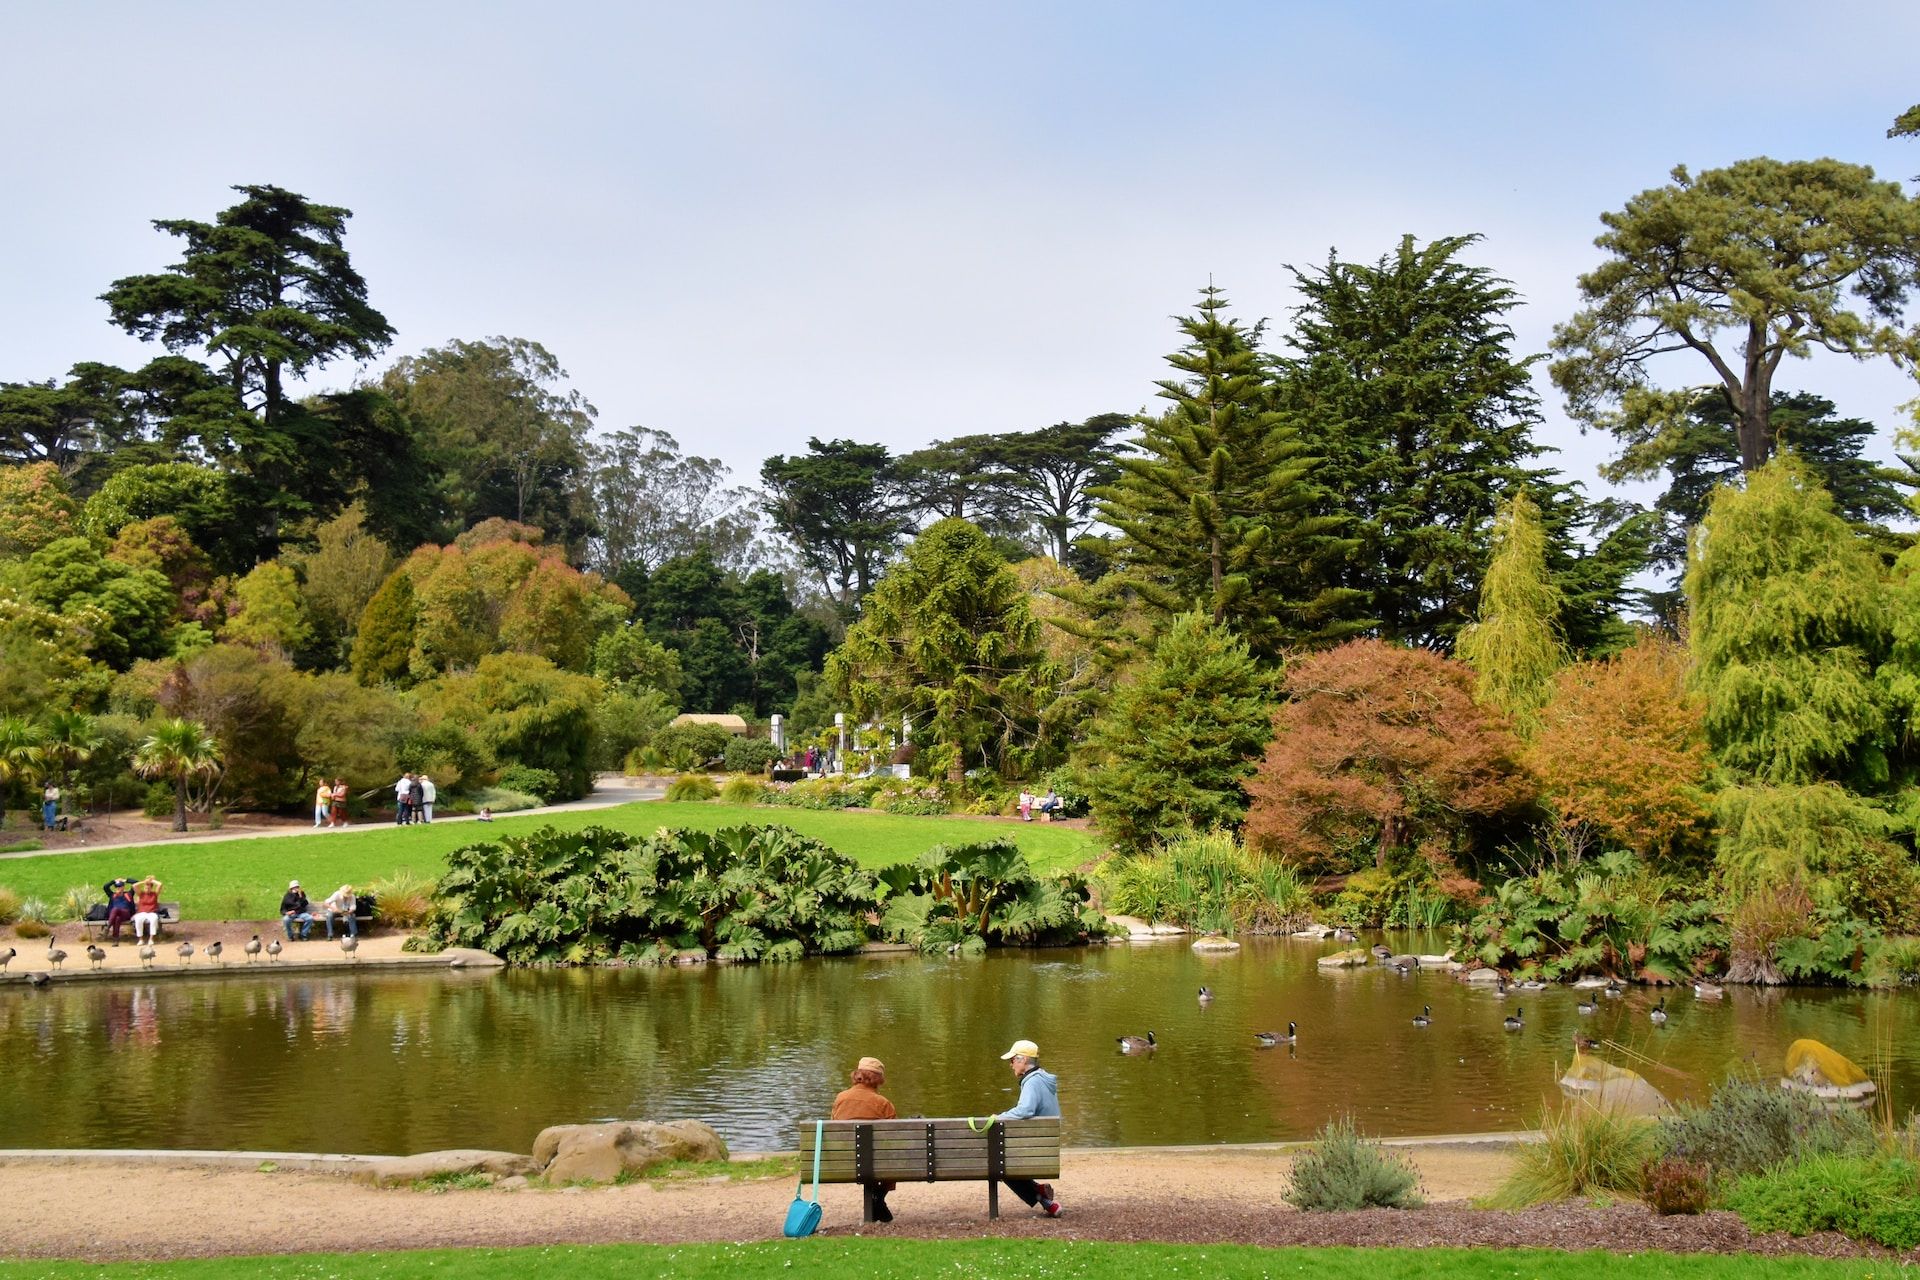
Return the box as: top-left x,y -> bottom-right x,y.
1,937 -> 1912,1155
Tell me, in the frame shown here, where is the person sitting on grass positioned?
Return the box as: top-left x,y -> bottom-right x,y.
831,1056 -> 898,1222
280,880 -> 314,940
322,884 -> 358,940
477,806 -> 494,822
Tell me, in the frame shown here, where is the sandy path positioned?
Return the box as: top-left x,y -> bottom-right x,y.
1,1147 -> 1508,1261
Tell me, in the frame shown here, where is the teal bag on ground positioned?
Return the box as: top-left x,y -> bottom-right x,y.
783,1120 -> 824,1238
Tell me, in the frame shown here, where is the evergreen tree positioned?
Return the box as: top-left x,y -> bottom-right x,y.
1685,456 -> 1890,787
826,518 -> 1054,781
1456,491 -> 1565,736
1077,612 -> 1272,854
1090,285 -> 1363,659
350,569 -> 416,686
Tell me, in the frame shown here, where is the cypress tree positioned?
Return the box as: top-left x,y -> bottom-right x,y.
1088,285 -> 1364,660
1456,491 -> 1564,737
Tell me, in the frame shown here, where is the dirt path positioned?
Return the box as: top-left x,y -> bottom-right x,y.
0,1146 -> 1876,1262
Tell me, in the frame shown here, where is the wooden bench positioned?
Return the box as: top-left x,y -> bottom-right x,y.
82,901 -> 182,941
798,1117 -> 1061,1221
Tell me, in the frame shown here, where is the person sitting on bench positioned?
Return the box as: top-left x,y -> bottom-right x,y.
103,879 -> 135,944
830,1056 -> 897,1222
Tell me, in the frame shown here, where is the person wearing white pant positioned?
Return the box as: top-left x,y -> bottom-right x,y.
418,775 -> 436,823
132,875 -> 163,943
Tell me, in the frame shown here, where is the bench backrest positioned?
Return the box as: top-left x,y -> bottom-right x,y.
798,1117 -> 1060,1183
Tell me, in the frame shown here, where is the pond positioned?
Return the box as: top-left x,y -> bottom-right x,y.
1,937 -> 1911,1156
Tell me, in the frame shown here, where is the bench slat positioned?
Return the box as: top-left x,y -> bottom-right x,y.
802,1137 -> 1060,1155
817,1159 -> 1059,1183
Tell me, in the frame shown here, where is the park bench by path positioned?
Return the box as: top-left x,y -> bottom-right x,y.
797,1116 -> 1061,1221
82,901 -> 182,941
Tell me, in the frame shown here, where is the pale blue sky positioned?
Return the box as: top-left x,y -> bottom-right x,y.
2,1 -> 1916,494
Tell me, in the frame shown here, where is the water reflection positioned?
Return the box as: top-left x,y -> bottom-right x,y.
0,938 -> 1912,1154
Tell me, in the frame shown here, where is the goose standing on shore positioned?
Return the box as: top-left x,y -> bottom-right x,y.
138,944 -> 156,969
86,943 -> 106,971
244,935 -> 262,963
266,939 -> 282,962
176,941 -> 194,966
206,940 -> 224,967
46,936 -> 67,971
1,947 -> 14,973
340,935 -> 359,961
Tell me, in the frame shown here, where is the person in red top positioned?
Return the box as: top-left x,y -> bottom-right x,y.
830,1056 -> 897,1222
131,877 -> 163,944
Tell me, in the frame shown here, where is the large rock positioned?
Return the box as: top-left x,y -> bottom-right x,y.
1317,948 -> 1369,968
534,1120 -> 729,1183
353,1149 -> 538,1187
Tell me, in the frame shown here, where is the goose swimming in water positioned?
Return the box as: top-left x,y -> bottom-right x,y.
1412,1005 -> 1431,1028
1650,997 -> 1668,1026
1693,981 -> 1724,1001
1577,995 -> 1597,1014
1117,1031 -> 1156,1053
1503,1006 -> 1525,1032
1197,987 -> 1213,1004
1254,1023 -> 1297,1047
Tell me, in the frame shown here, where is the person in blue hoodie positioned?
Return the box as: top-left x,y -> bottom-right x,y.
991,1038 -> 1062,1216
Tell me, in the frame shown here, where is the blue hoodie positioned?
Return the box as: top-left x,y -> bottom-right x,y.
996,1066 -> 1060,1122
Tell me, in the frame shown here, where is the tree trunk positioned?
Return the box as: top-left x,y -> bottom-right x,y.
1735,322 -> 1775,472
172,776 -> 188,833
1377,813 -> 1401,871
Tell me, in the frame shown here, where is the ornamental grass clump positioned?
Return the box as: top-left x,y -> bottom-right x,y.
718,775 -> 766,805
664,773 -> 719,802
1284,1117 -> 1423,1211
1487,1101 -> 1657,1207
0,886 -> 20,924
366,870 -> 435,929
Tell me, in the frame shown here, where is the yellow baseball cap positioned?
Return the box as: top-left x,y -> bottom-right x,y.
1000,1039 -> 1040,1060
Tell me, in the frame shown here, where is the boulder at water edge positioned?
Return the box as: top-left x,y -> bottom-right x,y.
1317,948 -> 1370,968
1781,1039 -> 1877,1104
353,1148 -> 539,1187
534,1120 -> 730,1182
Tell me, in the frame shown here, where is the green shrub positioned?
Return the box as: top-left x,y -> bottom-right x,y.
1100,828 -> 1311,934
366,870 -> 436,928
1284,1117 -> 1423,1211
495,765 -> 560,804
665,773 -> 719,802
762,777 -> 875,810
591,688 -> 677,772
872,781 -> 952,815
142,781 -> 177,819
622,745 -> 662,775
1039,766 -> 1089,818
721,737 -> 780,774
876,839 -> 1115,954
1658,1076 -> 1874,1184
1488,1102 -> 1658,1207
1643,1157 -> 1711,1215
1723,1154 -> 1920,1249
458,787 -> 543,814
718,775 -> 766,805
652,722 -> 731,771
0,886 -> 20,924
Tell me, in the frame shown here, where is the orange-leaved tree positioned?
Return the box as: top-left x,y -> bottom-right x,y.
1530,630 -> 1712,863
1243,639 -> 1534,873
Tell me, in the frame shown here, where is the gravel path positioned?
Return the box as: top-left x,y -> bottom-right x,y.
0,1146 -> 1886,1262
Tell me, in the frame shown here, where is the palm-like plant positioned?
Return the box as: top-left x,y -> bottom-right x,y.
0,717 -> 46,829
132,719 -> 222,832
38,711 -> 105,795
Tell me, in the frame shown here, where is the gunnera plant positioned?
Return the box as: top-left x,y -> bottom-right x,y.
1659,1076 -> 1874,1185
664,772 -> 719,802
1284,1117 -> 1424,1210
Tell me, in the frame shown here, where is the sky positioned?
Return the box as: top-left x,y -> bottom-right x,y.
2,1 -> 1918,502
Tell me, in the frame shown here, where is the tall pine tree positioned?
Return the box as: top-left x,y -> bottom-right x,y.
1088,286 -> 1363,660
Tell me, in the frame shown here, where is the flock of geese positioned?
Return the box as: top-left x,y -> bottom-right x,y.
3,930 -> 360,985
1112,955 -> 1724,1056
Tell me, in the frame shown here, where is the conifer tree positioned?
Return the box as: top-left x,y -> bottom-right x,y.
1456,491 -> 1565,736
1685,455 -> 1890,787
1088,286 -> 1363,660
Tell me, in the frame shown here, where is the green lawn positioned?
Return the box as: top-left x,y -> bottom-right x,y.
0,1242 -> 1890,1280
0,802 -> 1103,919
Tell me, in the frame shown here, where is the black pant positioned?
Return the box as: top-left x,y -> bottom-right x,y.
1004,1178 -> 1045,1207
861,1182 -> 893,1222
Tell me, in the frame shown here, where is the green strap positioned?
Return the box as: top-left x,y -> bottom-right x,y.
808,1119 -> 823,1202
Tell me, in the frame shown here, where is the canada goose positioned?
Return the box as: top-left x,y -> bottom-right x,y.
340,935 -> 359,961
1391,956 -> 1420,974
1412,1005 -> 1431,1027
1693,981 -> 1724,1001
1331,928 -> 1357,942
1603,978 -> 1623,999
206,940 -> 224,967
266,939 -> 283,962
1371,945 -> 1393,960
86,944 -> 106,971
1573,1031 -> 1599,1053
1254,1023 -> 1297,1047
1,947 -> 14,973
1117,1031 -> 1156,1053
1517,978 -> 1547,991
1197,986 -> 1214,1004
1577,995 -> 1597,1014
28,971 -> 51,987
244,935 -> 262,963
1649,998 -> 1668,1026
1503,1006 -> 1524,1032
46,936 -> 67,971
176,941 -> 194,965
138,944 -> 156,969
1493,976 -> 1509,998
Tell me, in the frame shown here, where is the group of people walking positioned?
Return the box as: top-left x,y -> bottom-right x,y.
393,773 -> 435,824
828,1037 -> 1062,1222
312,779 -> 351,827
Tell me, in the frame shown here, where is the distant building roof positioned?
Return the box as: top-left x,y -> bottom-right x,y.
670,713 -> 751,735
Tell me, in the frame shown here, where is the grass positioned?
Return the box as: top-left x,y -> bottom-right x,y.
1486,1103 -> 1660,1208
0,801 -> 1103,918
0,1242 -> 1898,1280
